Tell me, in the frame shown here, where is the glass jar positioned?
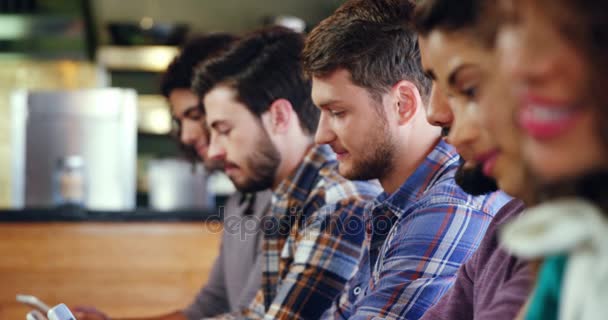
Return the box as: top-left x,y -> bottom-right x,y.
52,155 -> 87,207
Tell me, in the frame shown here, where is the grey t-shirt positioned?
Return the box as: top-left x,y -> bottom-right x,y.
183,190 -> 271,320
420,199 -> 532,320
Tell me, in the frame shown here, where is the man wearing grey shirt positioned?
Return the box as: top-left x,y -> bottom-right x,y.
75,191 -> 271,320
183,191 -> 270,319
74,34 -> 270,320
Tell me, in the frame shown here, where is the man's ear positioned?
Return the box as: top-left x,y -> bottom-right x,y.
393,80 -> 421,125
266,98 -> 293,134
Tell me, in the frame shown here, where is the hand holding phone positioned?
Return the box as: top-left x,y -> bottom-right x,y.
17,295 -> 78,320
26,310 -> 47,320
47,303 -> 77,320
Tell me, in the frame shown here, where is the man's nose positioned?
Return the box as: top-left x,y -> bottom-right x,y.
314,112 -> 337,145
207,135 -> 226,161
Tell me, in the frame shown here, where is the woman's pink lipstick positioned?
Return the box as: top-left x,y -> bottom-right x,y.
518,94 -> 583,140
476,150 -> 499,177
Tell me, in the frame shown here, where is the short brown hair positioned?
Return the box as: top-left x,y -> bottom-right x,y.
302,0 -> 430,102
193,27 -> 319,135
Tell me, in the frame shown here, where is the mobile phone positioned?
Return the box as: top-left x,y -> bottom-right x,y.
47,304 -> 77,320
26,310 -> 48,320
16,294 -> 51,314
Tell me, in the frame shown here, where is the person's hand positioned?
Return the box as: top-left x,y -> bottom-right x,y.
72,306 -> 111,320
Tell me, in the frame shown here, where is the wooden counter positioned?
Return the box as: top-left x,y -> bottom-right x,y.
0,222 -> 222,319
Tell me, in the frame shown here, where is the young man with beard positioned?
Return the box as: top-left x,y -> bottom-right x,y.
414,0 -> 534,319
73,34 -> 273,320
193,27 -> 381,319
301,0 -> 511,318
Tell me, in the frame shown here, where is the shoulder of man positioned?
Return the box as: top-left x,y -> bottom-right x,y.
420,141 -> 513,217
288,162 -> 379,234
418,172 -> 513,219
221,191 -> 269,219
314,161 -> 381,207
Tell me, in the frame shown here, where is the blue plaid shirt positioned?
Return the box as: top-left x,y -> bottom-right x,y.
322,140 -> 511,320
209,144 -> 381,320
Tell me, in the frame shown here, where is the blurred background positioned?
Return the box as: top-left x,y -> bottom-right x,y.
0,0 -> 343,212
0,2 -> 344,319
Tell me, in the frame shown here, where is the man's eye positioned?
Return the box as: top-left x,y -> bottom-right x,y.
217,128 -> 231,135
460,86 -> 478,100
184,107 -> 203,120
330,110 -> 345,118
187,111 -> 203,120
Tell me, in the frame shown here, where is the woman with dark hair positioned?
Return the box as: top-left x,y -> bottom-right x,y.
413,0 -> 534,317
487,0 -> 608,319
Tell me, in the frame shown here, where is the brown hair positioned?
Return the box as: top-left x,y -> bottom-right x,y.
193,27 -> 319,135
302,0 -> 431,102
160,33 -> 237,98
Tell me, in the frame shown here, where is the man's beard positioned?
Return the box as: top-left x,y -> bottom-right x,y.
232,132 -> 281,193
454,157 -> 499,196
341,125 -> 395,182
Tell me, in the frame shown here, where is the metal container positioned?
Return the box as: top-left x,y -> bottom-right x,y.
147,158 -> 212,211
11,88 -> 137,210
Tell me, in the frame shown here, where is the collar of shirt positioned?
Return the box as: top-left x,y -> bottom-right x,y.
370,139 -> 459,219
271,144 -> 336,217
365,140 -> 461,275
261,144 -> 338,308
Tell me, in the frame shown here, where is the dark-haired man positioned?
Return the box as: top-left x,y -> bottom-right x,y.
414,0 -> 533,319
73,34 -> 272,320
302,0 -> 510,318
162,34 -> 236,172
193,27 -> 381,319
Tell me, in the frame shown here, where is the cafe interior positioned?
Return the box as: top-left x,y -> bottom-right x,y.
0,0 -> 342,319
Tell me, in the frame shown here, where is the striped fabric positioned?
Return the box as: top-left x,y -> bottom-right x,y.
322,140 -> 512,320
208,144 -> 381,320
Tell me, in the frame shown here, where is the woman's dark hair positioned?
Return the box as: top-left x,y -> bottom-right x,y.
414,0 -> 484,35
413,0 -> 496,48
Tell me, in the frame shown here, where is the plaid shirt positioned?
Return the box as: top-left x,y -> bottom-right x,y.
322,140 -> 511,320
208,144 -> 381,320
